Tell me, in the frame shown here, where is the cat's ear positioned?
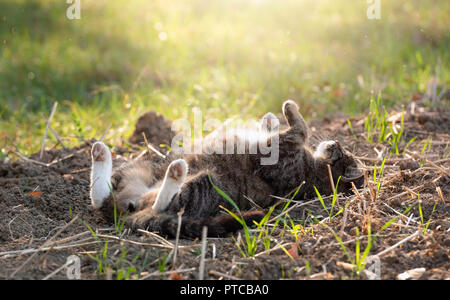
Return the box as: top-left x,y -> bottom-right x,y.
260,112 -> 279,133
341,166 -> 364,183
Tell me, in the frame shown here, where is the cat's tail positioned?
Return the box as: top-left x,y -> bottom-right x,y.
130,210 -> 266,238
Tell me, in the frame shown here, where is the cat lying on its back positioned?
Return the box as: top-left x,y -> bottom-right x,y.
90,100 -> 363,238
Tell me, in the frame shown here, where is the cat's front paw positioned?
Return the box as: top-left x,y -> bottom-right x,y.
282,100 -> 299,118
261,112 -> 280,133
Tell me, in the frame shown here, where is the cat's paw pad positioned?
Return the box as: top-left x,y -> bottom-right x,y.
167,159 -> 188,183
91,142 -> 109,162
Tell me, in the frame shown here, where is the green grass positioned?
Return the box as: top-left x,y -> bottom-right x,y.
108,183 -> 128,237
208,172 -> 264,257
314,176 -> 343,221
322,220 -> 374,278
388,110 -> 405,155
417,193 -> 437,236
1,0 -> 449,155
373,155 -> 387,197
364,93 -> 389,144
210,172 -> 302,258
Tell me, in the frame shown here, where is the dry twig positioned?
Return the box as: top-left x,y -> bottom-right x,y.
198,226 -> 208,280
172,208 -> 184,268
9,215 -> 78,278
40,102 -> 58,160
375,230 -> 420,257
209,270 -> 242,280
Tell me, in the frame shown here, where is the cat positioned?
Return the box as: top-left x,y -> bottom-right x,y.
90,100 -> 364,238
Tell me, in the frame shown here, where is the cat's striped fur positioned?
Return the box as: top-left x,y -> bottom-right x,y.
90,100 -> 363,238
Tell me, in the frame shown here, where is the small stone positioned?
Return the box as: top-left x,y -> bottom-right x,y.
399,160 -> 419,171
396,268 -> 426,280
444,238 -> 450,247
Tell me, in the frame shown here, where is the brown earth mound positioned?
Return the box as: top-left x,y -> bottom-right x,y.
128,110 -> 177,147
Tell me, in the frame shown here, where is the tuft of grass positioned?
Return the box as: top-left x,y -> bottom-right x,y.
373,155 -> 387,197
304,261 -> 311,277
354,222 -> 373,276
365,96 -> 410,154
377,203 -> 415,236
314,176 -> 342,221
321,223 -> 354,267
403,136 -> 417,154
388,110 -> 405,154
80,216 -> 142,280
107,182 -> 128,237
322,220 -> 374,278
208,173 -> 259,257
347,119 -> 357,140
417,193 -> 437,236
210,173 -> 298,258
419,138 -> 432,166
86,240 -> 142,280
158,251 -> 171,273
364,94 -> 389,144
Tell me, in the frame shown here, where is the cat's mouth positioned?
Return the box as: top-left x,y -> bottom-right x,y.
340,162 -> 365,192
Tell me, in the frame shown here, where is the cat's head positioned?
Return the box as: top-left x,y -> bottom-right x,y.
313,140 -> 364,195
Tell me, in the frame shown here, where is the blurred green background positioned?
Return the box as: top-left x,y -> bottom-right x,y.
0,0 -> 448,155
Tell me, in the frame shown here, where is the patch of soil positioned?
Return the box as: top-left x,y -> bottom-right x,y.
0,104 -> 448,280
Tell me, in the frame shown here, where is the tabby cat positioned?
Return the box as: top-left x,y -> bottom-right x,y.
90,100 -> 363,238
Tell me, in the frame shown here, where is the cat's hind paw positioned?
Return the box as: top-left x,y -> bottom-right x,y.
167,159 -> 188,184
152,159 -> 188,213
91,142 -> 110,162
90,141 -> 112,209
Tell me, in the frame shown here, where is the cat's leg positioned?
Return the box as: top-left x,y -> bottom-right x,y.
282,100 -> 308,143
90,142 -> 112,209
152,159 -> 188,213
260,112 -> 280,133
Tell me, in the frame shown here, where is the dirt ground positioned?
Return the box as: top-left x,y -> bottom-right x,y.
0,103 -> 448,280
